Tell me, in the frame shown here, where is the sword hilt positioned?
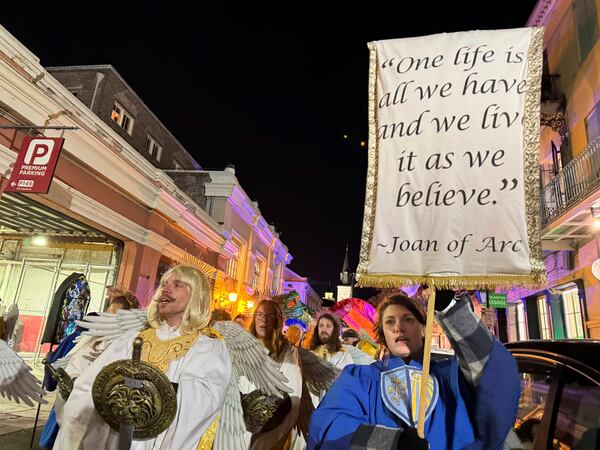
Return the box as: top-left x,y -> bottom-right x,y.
132,337 -> 143,365
42,358 -> 74,400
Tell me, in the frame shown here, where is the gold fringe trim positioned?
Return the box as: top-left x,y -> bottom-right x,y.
523,27 -> 547,286
357,42 -> 379,275
355,272 -> 546,290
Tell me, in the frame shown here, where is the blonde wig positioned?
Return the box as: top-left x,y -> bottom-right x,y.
147,265 -> 211,333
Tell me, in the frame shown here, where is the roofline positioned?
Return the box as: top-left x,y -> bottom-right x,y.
46,64 -> 202,170
526,0 -> 557,27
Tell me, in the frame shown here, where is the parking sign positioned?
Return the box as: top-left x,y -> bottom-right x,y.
5,137 -> 64,193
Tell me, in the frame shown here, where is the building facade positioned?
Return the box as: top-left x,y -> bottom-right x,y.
503,0 -> 600,341
0,27 -> 234,357
46,65 -> 200,171
203,167 -> 292,316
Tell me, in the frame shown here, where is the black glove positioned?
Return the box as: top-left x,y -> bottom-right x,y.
433,288 -> 456,312
397,427 -> 428,449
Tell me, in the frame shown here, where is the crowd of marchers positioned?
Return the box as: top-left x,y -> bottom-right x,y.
0,265 -> 521,450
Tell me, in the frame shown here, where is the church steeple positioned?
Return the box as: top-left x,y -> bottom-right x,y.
337,244 -> 353,301
340,244 -> 350,285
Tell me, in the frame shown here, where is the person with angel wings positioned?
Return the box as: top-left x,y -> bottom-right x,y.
307,313 -> 374,407
241,298 -> 303,450
52,265 -> 292,450
308,290 -> 520,450
0,303 -> 46,406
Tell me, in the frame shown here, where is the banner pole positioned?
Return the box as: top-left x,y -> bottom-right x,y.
417,288 -> 436,438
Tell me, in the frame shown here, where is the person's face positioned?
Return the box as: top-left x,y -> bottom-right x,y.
382,304 -> 424,359
105,302 -> 126,314
254,304 -> 276,339
343,336 -> 360,346
318,318 -> 335,344
234,317 -> 244,325
158,275 -> 191,324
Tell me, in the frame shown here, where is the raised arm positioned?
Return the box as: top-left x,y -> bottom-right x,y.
434,290 -> 520,449
434,291 -> 494,386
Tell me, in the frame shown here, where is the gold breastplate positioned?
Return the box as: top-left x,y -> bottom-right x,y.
138,327 -> 222,372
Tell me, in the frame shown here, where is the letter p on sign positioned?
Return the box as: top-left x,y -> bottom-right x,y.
24,138 -> 54,165
5,136 -> 64,193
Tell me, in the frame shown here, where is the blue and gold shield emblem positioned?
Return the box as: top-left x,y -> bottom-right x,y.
381,365 -> 439,427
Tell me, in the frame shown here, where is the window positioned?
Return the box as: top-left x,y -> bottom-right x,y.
111,101 -> 134,135
516,301 -> 528,341
144,135 -> 163,162
562,288 -> 585,339
585,101 -> 600,144
173,159 -> 183,169
537,295 -> 553,339
272,262 -> 281,292
226,253 -> 239,281
252,261 -> 261,289
552,370 -> 600,449
506,368 -> 553,449
574,0 -> 599,62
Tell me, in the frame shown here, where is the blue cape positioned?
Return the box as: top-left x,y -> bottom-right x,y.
308,341 -> 519,450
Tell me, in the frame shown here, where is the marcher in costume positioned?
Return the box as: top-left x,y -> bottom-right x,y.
41,291 -> 140,449
54,265 -> 232,450
290,314 -> 373,450
308,290 -> 520,450
308,313 -> 353,406
240,299 -> 303,450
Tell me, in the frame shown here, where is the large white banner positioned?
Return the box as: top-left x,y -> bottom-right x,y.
357,28 -> 546,289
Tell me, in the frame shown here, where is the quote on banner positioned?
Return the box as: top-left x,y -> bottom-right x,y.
357,28 -> 546,289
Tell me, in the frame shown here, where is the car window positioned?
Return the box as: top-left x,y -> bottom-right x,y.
504,368 -> 552,450
552,370 -> 600,450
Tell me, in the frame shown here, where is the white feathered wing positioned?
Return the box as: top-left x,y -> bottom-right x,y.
52,309 -> 148,371
211,321 -> 291,450
75,309 -> 148,344
343,344 -> 375,365
0,339 -> 46,406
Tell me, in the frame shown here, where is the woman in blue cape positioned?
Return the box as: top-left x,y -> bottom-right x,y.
308,290 -> 520,450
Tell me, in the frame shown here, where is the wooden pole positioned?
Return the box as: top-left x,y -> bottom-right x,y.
417,288 -> 436,438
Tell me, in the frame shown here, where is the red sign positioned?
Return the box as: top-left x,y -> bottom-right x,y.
5,137 -> 64,193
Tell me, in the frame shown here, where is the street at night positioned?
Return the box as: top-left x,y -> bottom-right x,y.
0,1 -> 599,449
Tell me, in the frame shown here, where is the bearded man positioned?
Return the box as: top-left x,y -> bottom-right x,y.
308,313 -> 353,407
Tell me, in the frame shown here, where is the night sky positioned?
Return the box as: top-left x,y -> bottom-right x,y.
1,2 -> 539,295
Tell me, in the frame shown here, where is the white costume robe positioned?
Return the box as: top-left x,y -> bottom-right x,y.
309,346 -> 354,407
238,343 -> 302,450
54,323 -> 231,450
54,335 -> 109,426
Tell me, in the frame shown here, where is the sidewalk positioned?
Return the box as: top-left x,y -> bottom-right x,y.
0,362 -> 57,450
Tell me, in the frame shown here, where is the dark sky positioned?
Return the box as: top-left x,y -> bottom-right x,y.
2,2 -> 539,294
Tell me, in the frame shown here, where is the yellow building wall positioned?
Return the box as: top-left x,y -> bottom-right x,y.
541,0 -> 600,336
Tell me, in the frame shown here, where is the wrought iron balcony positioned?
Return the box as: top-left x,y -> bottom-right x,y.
541,136 -> 600,227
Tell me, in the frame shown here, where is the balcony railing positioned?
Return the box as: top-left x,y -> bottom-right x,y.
541,136 -> 600,227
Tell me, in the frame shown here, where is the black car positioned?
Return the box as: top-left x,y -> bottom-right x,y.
505,340 -> 600,450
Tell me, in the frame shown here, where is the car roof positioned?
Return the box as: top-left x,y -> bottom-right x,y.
505,339 -> 600,373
